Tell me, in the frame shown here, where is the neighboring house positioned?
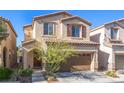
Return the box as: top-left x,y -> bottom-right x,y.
22,11 -> 99,71
90,18 -> 124,71
0,17 -> 17,68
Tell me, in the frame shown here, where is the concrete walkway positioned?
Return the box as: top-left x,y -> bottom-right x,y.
32,70 -> 47,83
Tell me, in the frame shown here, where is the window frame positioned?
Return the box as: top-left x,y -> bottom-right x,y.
69,24 -> 80,37
43,23 -> 55,36
111,28 -> 119,40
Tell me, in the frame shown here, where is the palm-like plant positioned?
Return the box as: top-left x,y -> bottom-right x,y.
33,40 -> 75,78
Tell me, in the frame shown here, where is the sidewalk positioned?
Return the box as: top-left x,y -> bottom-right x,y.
1,71 -> 124,83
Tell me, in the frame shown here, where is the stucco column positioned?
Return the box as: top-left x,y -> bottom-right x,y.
95,52 -> 98,71
80,26 -> 82,38
86,27 -> 90,40
28,51 -> 33,68
91,52 -> 98,71
108,53 -> 115,70
23,50 -> 28,69
42,42 -> 47,72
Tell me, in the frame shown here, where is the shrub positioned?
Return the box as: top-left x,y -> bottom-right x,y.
105,71 -> 118,77
33,41 -> 75,79
0,67 -> 13,81
19,69 -> 33,77
10,69 -> 20,81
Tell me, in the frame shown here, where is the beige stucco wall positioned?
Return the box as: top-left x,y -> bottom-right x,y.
90,27 -> 112,70
0,22 -> 17,68
32,14 -> 71,41
27,14 -> 90,42
117,21 -> 124,43
90,22 -> 124,70
24,26 -> 33,41
23,12 -> 98,71
104,23 -> 124,70
62,19 -> 90,40
23,43 -> 98,71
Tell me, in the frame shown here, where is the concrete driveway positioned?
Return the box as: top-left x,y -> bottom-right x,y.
32,70 -> 124,83
56,71 -> 124,83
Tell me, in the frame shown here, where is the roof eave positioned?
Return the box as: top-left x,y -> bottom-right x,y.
33,11 -> 73,21
23,24 -> 32,29
61,16 -> 92,26
4,19 -> 17,37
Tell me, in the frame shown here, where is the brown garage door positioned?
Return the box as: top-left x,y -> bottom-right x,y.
115,55 -> 124,70
60,54 -> 91,72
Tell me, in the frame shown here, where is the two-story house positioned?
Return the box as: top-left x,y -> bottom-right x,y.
0,17 -> 17,68
90,18 -> 124,71
22,11 -> 99,71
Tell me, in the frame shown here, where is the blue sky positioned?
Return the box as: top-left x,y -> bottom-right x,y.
1,10 -> 124,46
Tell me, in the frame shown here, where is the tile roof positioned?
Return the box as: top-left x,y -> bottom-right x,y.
33,11 -> 73,21
91,18 -> 124,32
22,38 -> 99,46
104,42 -> 124,47
61,16 -> 92,26
0,16 -> 17,37
23,24 -> 32,29
43,38 -> 99,45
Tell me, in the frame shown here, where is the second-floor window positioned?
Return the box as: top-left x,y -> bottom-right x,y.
111,28 -> 118,39
67,24 -> 80,37
72,25 -> 80,37
44,23 -> 54,35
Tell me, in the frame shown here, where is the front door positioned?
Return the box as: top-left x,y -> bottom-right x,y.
33,57 -> 42,69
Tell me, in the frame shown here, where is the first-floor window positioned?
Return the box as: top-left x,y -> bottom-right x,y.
44,23 -> 54,35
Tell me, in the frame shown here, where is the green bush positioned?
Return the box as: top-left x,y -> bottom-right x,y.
105,71 -> 118,77
19,69 -> 33,77
0,67 -> 13,81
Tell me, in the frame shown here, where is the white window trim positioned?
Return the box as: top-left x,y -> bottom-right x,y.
71,25 -> 80,38
43,23 -> 55,36
117,29 -> 119,40
111,28 -> 119,40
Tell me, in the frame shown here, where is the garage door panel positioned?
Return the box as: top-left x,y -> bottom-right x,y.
60,54 -> 92,71
72,65 -> 91,71
115,55 -> 124,70
70,54 -> 91,65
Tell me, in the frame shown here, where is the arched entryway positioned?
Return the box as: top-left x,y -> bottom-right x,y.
33,57 -> 42,69
33,51 -> 42,69
3,47 -> 7,67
